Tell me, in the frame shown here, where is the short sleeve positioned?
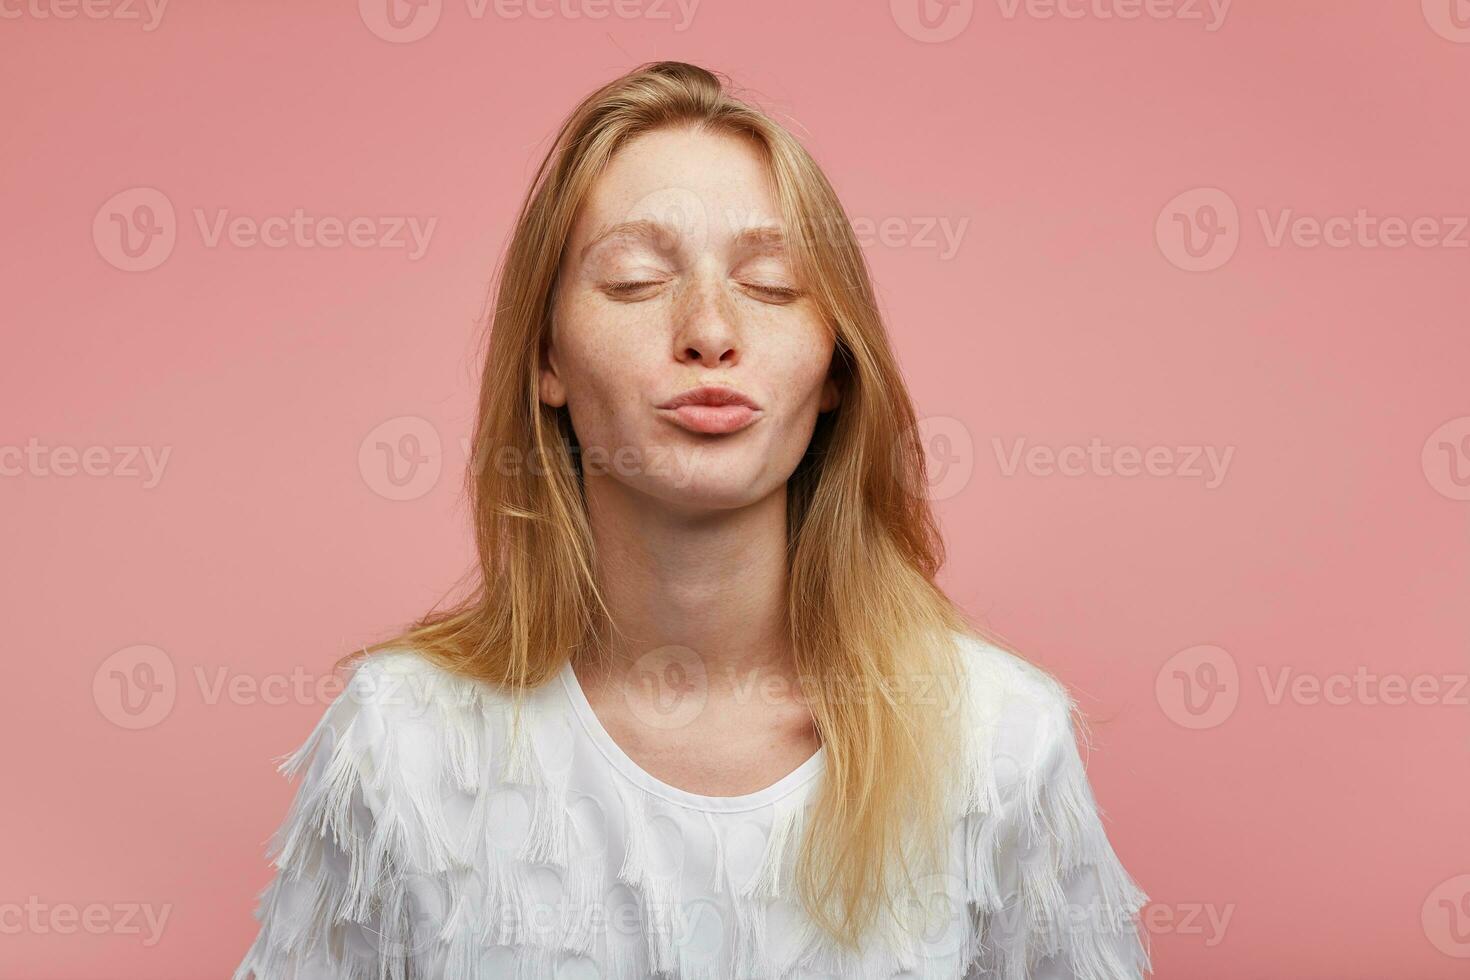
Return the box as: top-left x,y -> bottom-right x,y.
232,658 -> 412,980
961,660 -> 1152,980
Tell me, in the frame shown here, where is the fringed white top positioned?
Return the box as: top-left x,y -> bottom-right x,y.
232,631 -> 1152,980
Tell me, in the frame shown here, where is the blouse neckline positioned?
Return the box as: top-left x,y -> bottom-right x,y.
557,657 -> 827,814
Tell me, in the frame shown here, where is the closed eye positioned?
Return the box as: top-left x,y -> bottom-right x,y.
601,279 -> 667,300
739,282 -> 802,304
600,278 -> 802,304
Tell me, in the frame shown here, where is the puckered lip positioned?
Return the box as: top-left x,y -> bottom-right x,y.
656,385 -> 761,410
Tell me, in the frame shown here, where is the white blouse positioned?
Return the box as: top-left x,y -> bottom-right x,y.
232,631 -> 1151,979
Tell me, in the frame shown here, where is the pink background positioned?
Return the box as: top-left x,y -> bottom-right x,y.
3,1 -> 1468,977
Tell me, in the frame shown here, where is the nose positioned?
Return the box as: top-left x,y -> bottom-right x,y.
672,263 -> 740,367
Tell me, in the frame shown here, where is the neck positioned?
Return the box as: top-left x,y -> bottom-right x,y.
580,472 -> 795,694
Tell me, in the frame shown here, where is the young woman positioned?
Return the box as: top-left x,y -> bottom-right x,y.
233,61 -> 1151,980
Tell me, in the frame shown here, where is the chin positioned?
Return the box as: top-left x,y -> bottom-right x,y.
642,472 -> 768,512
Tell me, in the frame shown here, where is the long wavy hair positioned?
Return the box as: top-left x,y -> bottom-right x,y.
338,59 -> 1006,950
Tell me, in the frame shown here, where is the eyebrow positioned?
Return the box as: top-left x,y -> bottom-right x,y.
731,224 -> 787,254
577,218 -> 788,262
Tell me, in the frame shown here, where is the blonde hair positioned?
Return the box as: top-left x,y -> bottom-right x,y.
339,60 -> 1008,949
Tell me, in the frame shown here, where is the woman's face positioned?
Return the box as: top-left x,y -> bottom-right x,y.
542,125 -> 840,512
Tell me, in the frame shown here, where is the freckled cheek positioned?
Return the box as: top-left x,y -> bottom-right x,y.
556,301 -> 664,433
561,291 -> 665,357
761,323 -> 835,413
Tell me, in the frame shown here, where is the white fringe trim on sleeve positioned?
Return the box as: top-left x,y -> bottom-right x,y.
954,637 -> 1154,980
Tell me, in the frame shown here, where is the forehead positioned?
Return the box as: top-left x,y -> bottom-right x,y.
570,125 -> 784,254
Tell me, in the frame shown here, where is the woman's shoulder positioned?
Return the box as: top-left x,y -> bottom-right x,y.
946,628 -> 1091,809
949,627 -> 1075,726
285,645 -> 518,806
272,645 -> 532,873
332,644 -> 518,730
239,647 -> 528,978
341,643 -> 477,699
944,629 -> 1153,977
